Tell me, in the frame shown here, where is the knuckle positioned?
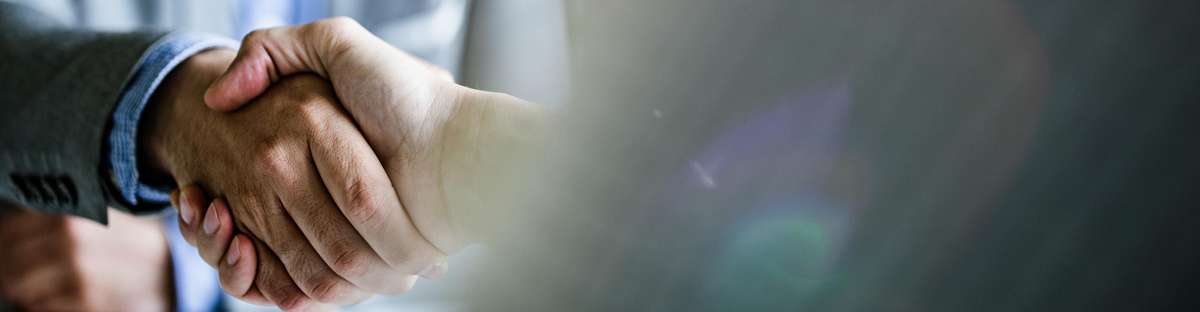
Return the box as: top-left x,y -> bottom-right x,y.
243,28 -> 271,45
236,194 -> 276,233
344,179 -> 380,220
330,246 -> 370,279
275,292 -> 310,311
306,276 -> 351,303
254,142 -> 296,180
258,272 -> 308,310
268,240 -> 302,261
341,181 -> 387,231
293,99 -> 335,131
257,265 -> 286,289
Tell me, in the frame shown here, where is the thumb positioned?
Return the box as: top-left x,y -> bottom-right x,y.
203,23 -> 332,111
202,43 -> 276,111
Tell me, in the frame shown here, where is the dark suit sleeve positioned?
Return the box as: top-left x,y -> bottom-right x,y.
0,2 -> 168,222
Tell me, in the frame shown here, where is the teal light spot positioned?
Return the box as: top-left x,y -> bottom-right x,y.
702,217 -> 834,311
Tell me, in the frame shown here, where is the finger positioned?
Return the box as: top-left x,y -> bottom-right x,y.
169,188 -> 179,212
175,185 -> 208,246
240,285 -> 271,306
204,24 -> 315,111
308,107 -> 446,285
248,236 -> 312,311
251,193 -> 368,305
196,198 -> 235,267
215,235 -> 271,307
204,17 -> 378,112
278,146 -> 403,294
218,235 -> 261,302
202,30 -> 279,112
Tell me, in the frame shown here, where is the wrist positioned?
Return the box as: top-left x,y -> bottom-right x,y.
140,49 -> 236,183
440,87 -> 546,245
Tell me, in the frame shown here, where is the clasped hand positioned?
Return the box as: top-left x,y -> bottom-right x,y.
142,18 -> 541,310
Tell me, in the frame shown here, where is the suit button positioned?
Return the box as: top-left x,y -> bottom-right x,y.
57,176 -> 78,207
44,176 -> 69,206
10,174 -> 37,203
8,174 -> 76,207
28,175 -> 54,204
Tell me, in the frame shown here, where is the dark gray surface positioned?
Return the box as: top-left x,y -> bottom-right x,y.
465,0 -> 1200,311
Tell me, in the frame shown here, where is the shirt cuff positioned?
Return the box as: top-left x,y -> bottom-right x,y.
162,211 -> 224,312
108,33 -> 238,206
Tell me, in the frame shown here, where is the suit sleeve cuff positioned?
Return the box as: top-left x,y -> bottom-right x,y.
108,33 -> 237,206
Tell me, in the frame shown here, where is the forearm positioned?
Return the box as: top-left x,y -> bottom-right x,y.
139,49 -> 237,185
441,87 -> 547,244
106,36 -> 236,214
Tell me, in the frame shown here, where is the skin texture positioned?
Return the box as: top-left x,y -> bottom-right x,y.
154,17 -> 544,309
202,17 -> 544,255
177,17 -> 545,309
142,49 -> 445,310
0,207 -> 173,311
205,18 -> 480,255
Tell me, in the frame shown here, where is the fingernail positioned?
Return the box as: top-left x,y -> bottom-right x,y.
170,189 -> 180,208
226,238 -> 241,265
418,261 -> 448,279
179,188 -> 195,224
203,202 -> 219,235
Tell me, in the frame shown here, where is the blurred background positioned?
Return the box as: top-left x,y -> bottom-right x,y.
5,0 -> 1200,311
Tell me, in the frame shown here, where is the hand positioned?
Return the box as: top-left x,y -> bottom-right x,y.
203,17 -> 545,256
142,49 -> 444,309
0,207 -> 173,311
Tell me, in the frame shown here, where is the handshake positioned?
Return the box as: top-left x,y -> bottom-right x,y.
145,18 -> 541,309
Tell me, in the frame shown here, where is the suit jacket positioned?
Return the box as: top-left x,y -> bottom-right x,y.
0,2 -> 166,222
0,0 -> 473,225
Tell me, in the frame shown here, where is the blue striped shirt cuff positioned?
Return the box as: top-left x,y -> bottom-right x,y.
109,33 -> 237,206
